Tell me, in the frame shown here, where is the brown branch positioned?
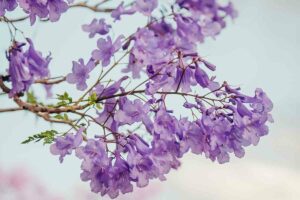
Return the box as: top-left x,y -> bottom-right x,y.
34,77 -> 66,85
13,96 -> 88,114
69,2 -> 114,12
0,76 -> 11,93
97,89 -> 228,102
36,112 -> 74,125
0,107 -> 23,113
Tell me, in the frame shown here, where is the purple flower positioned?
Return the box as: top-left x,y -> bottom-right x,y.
149,139 -> 181,178
48,0 -> 69,22
18,0 -> 69,25
221,2 -> 238,19
25,38 -> 51,78
75,139 -> 112,196
8,42 -> 32,97
0,0 -> 17,16
134,0 -> 158,16
115,98 -> 150,125
126,148 -> 156,188
175,15 -> 203,43
195,65 -> 210,88
93,76 -> 128,99
96,99 -> 119,132
82,18 -> 111,38
7,39 -> 51,97
153,108 -> 181,141
92,35 -> 124,67
66,59 -> 94,91
50,127 -> 84,163
173,66 -> 195,93
75,139 -> 110,168
121,53 -> 144,79
107,156 -> 133,198
202,22 -> 222,37
111,2 -> 135,21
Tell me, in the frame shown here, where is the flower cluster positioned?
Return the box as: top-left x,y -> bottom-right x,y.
0,0 -> 73,24
0,0 -> 273,199
0,0 -> 17,16
7,39 -> 51,97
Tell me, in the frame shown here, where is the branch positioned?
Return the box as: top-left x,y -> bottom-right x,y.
13,96 -> 88,114
97,88 -> 229,103
2,1 -> 115,23
0,76 -> 11,93
0,107 -> 23,113
69,2 -> 114,12
34,76 -> 66,85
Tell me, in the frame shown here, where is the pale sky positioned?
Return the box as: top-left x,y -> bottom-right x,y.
0,0 -> 300,199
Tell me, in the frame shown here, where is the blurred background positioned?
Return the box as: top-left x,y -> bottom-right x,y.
0,0 -> 300,199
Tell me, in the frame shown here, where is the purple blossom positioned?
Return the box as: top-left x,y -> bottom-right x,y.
0,0 -> 17,16
7,40 -> 51,97
175,15 -> 203,43
18,0 -> 69,25
107,156 -> 133,198
25,38 -> 51,78
75,139 -> 112,196
134,0 -> 158,16
153,108 -> 181,141
115,97 -> 150,125
221,2 -> 238,19
8,42 -> 32,97
82,18 -> 111,38
202,22 -> 222,37
111,2 -> 135,21
50,127 -> 84,163
96,99 -> 119,132
66,59 -> 94,91
195,65 -> 210,88
127,150 -> 155,187
93,76 -> 128,99
92,35 -> 124,67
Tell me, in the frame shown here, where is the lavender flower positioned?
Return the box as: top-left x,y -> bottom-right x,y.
7,40 -> 51,97
50,128 -> 84,163
8,42 -> 32,97
18,0 -> 69,25
93,76 -> 128,99
0,0 -> 17,16
82,18 -> 111,38
92,35 -> 124,67
66,59 -> 94,91
25,38 -> 51,78
115,97 -> 150,125
111,2 -> 135,21
134,0 -> 158,16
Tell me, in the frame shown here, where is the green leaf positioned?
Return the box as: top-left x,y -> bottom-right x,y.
21,130 -> 59,145
56,92 -> 73,106
54,114 -> 64,120
63,113 -> 69,120
88,92 -> 98,105
26,91 -> 37,104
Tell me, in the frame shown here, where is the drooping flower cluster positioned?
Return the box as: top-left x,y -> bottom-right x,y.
0,0 -> 73,24
7,39 -> 51,97
1,0 -> 274,199
0,0 -> 17,16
